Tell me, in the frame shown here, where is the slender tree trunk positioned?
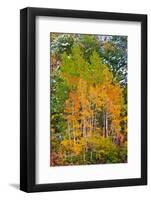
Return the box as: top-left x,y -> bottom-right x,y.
90,151 -> 93,161
94,113 -> 96,131
89,118 -> 92,137
105,112 -> 108,137
104,111 -> 108,138
83,150 -> 86,163
67,121 -> 71,144
103,111 -> 105,137
83,117 -> 88,162
73,121 -> 76,144
71,102 -> 76,144
83,119 -> 86,138
90,116 -> 92,134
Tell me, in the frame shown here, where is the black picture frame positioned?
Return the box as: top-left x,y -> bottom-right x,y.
20,7 -> 147,192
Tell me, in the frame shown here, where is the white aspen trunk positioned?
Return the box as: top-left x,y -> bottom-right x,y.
92,112 -> 96,132
89,103 -> 92,135
83,119 -> 86,138
106,112 -> 108,137
80,122 -> 83,136
103,111 -> 105,137
89,118 -> 91,137
83,118 -> 86,144
67,121 -> 71,141
103,111 -> 108,138
94,113 -> 96,131
104,111 -> 107,137
92,115 -> 94,131
71,102 -> 76,144
83,118 -> 87,162
73,122 -> 76,144
90,116 -> 92,134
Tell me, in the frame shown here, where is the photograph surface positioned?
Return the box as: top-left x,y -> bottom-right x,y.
50,33 -> 128,166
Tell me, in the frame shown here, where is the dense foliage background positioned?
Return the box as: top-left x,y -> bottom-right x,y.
50,33 -> 127,166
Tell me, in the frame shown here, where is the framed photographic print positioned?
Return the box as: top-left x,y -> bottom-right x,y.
20,7 -> 147,192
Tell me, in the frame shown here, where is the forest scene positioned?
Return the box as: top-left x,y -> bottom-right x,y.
50,33 -> 128,166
